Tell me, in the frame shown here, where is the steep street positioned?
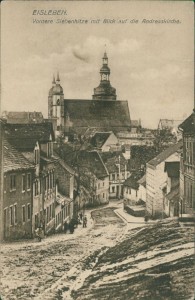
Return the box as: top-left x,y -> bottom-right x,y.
0,203 -> 194,300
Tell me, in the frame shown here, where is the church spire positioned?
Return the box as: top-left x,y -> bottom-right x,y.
100,51 -> 110,81
92,51 -> 117,101
56,71 -> 60,84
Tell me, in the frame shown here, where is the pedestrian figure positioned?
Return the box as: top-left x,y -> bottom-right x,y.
83,216 -> 87,228
35,226 -> 43,242
69,221 -> 74,234
64,221 -> 68,233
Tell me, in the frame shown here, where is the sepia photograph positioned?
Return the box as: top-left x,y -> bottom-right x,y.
0,1 -> 194,299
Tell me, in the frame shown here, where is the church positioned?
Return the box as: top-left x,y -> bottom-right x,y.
48,52 -> 131,139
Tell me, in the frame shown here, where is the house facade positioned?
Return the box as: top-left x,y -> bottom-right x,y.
163,161 -> 180,217
146,141 -> 182,218
3,139 -> 35,240
100,152 -> 129,199
179,111 -> 195,216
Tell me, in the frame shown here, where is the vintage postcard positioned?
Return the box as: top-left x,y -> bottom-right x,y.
0,1 -> 194,300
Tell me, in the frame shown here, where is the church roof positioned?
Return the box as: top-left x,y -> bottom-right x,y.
63,99 -> 131,132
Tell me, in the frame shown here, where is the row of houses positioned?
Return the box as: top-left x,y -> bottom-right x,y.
1,122 -> 76,240
123,111 -> 195,221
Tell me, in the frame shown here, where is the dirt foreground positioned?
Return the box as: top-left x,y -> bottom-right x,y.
0,207 -> 194,300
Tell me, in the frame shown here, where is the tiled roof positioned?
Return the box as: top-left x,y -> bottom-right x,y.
100,152 -> 127,173
57,157 -> 75,175
178,111 -> 195,134
2,111 -> 44,123
3,139 -> 34,173
138,174 -> 146,187
164,161 -> 180,178
90,132 -> 112,148
159,119 -> 183,130
63,99 -> 131,132
123,175 -> 139,190
147,141 -> 182,167
78,151 -> 108,179
4,123 -> 55,151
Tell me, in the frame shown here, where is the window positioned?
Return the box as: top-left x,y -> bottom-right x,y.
40,179 -> 42,194
103,182 -> 104,187
47,207 -> 49,223
112,186 -> 115,193
27,204 -> 31,220
35,149 -> 39,165
22,174 -> 26,192
14,204 -> 17,224
50,172 -> 53,189
10,174 -> 16,191
35,181 -> 39,196
112,174 -> 115,181
47,142 -> 53,157
35,214 -> 38,229
50,204 -> 52,219
10,206 -> 14,225
22,206 -> 26,223
103,193 -> 105,199
27,174 -> 31,190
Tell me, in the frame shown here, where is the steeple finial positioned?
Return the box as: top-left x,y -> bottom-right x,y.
56,71 -> 60,83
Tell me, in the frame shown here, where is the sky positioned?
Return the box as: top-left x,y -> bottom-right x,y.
1,1 -> 194,128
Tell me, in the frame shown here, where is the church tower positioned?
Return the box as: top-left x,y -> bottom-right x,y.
48,72 -> 64,135
92,52 -> 117,101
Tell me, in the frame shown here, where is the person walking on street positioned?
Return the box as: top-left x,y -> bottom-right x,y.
83,216 -> 87,228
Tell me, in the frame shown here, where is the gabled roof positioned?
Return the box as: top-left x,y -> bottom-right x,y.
63,99 -> 131,132
57,157 -> 75,175
147,141 -> 182,167
4,123 -> 55,151
159,119 -> 183,130
100,152 -> 127,173
2,111 -> 44,123
78,151 -> 108,179
90,132 -> 113,148
138,174 -> 146,187
123,175 -> 139,190
3,139 -> 35,173
178,111 -> 195,135
164,161 -> 180,178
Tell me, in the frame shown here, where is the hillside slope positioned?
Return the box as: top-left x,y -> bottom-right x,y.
72,220 -> 194,300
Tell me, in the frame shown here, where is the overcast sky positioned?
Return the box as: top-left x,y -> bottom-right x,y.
1,1 -> 194,128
